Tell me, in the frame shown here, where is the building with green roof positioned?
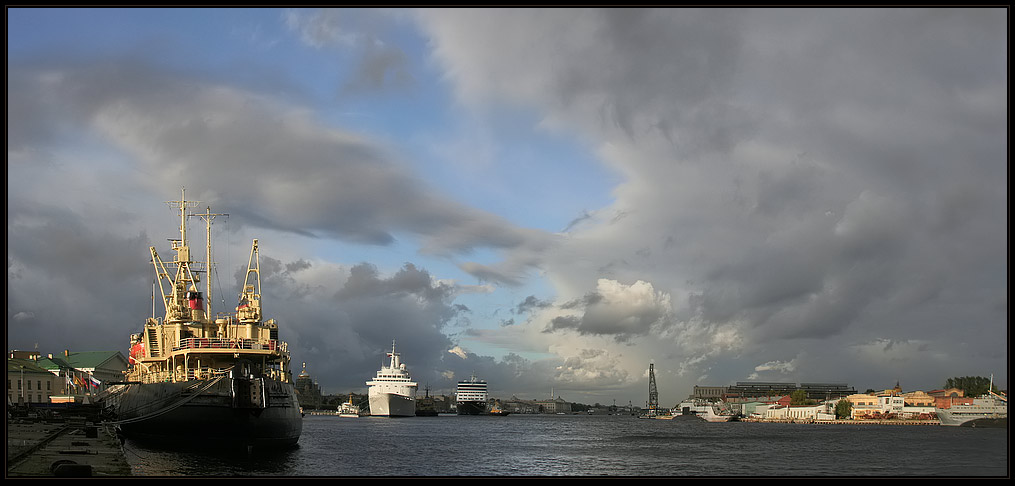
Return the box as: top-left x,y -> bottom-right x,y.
8,349 -> 128,405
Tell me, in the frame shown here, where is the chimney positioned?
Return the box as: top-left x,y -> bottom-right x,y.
65,349 -> 69,357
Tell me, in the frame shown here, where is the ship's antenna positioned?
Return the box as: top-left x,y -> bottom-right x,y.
166,187 -> 200,250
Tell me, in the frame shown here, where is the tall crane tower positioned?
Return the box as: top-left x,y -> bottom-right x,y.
648,363 -> 659,415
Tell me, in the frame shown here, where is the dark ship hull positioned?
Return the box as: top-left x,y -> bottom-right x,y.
960,417 -> 1007,428
456,400 -> 487,415
112,375 -> 302,448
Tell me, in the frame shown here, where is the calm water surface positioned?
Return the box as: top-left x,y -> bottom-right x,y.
123,414 -> 1008,476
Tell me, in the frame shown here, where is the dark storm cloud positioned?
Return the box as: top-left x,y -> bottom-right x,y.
419,8 -> 1007,393
6,55 -> 551,388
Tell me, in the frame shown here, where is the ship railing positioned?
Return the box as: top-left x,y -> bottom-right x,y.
175,337 -> 285,353
186,367 -> 234,381
131,366 -> 291,384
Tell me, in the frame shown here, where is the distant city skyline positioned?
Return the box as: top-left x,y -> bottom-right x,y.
7,8 -> 1007,406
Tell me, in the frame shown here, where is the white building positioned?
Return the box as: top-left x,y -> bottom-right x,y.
764,403 -> 836,421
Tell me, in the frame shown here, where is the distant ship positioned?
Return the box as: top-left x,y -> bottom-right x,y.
416,384 -> 439,417
937,391 -> 1007,427
673,400 -> 737,422
103,189 -> 302,448
338,394 -> 361,418
456,374 -> 488,415
366,342 -> 418,417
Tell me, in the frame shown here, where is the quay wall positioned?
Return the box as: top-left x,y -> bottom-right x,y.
740,418 -> 941,425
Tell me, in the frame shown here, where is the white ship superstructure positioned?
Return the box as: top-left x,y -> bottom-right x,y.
366,341 -> 418,417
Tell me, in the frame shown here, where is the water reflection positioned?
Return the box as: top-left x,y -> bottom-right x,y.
124,439 -> 300,476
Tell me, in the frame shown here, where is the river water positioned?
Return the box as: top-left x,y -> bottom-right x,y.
122,414 -> 1008,477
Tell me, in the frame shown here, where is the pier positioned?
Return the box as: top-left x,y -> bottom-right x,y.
7,419 -> 131,476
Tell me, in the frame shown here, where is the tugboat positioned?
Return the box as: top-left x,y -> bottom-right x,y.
415,384 -> 439,416
102,189 -> 302,448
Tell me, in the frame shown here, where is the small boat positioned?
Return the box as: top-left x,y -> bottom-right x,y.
338,394 -> 360,418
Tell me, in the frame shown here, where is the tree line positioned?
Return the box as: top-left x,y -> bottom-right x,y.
943,376 -> 1002,397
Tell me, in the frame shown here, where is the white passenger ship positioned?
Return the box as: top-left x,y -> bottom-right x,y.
366,342 -> 418,417
455,374 -> 488,415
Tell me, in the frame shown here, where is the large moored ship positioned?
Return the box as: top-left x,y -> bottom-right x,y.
101,189 -> 302,448
456,374 -> 488,415
936,391 -> 1007,427
366,342 -> 418,417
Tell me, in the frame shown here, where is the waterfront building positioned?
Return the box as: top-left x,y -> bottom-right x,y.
846,393 -> 880,419
764,403 -> 835,421
501,396 -> 574,414
9,349 -> 127,404
692,385 -> 727,401
725,382 -> 856,401
533,397 -> 571,414
8,355 -> 60,405
902,390 -> 935,407
927,388 -> 964,398
294,363 -> 324,410
934,396 -> 973,409
36,350 -> 128,393
846,393 -> 913,419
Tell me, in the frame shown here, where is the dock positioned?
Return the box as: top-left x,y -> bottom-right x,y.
6,419 -> 132,477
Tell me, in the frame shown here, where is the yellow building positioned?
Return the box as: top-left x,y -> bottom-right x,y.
902,390 -> 935,407
846,393 -> 885,419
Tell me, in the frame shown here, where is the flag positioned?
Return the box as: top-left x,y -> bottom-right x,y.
89,375 -> 101,387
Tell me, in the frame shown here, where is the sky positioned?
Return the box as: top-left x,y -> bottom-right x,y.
7,8 -> 1008,407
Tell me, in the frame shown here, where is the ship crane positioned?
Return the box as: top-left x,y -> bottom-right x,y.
648,363 -> 659,416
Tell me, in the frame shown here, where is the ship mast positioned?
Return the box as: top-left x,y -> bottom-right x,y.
150,188 -> 203,324
191,206 -> 228,318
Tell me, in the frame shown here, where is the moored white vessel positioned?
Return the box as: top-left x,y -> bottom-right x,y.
338,394 -> 361,418
673,399 -> 736,422
936,391 -> 1007,427
366,341 -> 417,417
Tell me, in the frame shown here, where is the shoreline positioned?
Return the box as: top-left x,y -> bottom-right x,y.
738,418 -> 941,425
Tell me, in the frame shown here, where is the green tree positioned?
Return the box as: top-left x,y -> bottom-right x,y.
835,399 -> 852,419
944,376 -> 998,397
790,389 -> 815,406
